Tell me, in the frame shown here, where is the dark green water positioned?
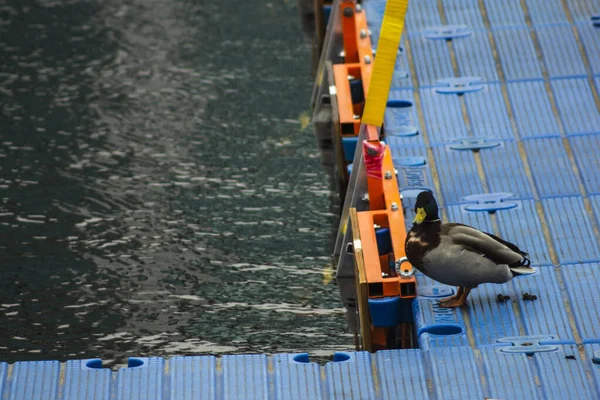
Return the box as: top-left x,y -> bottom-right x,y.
0,0 -> 351,366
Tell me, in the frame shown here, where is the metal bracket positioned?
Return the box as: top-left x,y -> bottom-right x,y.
449,137 -> 501,152
435,77 -> 484,95
496,335 -> 560,354
463,192 -> 518,213
424,25 -> 472,40
394,256 -> 414,277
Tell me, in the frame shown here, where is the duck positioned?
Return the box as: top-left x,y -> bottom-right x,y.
405,191 -> 535,308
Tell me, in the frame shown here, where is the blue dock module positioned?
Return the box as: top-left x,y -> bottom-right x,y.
116,357 -> 164,400
64,359 -> 112,400
169,356 -> 216,400
324,352 -> 376,400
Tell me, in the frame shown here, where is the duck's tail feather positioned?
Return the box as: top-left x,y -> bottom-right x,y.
510,265 -> 536,276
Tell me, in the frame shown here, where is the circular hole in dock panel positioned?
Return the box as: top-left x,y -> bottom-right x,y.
128,358 -> 145,368
85,360 -> 103,369
292,354 -> 310,363
421,324 -> 463,336
387,100 -> 413,108
332,352 -> 351,362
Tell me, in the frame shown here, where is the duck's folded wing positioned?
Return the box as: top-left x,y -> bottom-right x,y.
444,223 -> 526,265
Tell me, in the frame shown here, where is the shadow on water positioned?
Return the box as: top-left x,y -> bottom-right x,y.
0,0 -> 351,366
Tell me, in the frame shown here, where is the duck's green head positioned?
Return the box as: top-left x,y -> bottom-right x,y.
413,191 -> 439,224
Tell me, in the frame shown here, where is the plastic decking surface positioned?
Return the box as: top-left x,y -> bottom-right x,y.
3,0 -> 600,399
365,0 -> 600,397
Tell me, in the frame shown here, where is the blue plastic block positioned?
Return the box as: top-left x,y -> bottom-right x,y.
552,78 -> 600,135
524,0 -> 567,24
409,35 -> 453,87
389,146 -> 434,201
391,37 -> 411,89
324,352 -> 376,400
169,356 -> 216,400
363,0 -> 385,45
63,359 -> 111,400
585,343 -> 600,394
222,355 -> 268,400
384,90 -> 421,146
375,227 -> 392,255
536,25 -> 586,78
464,84 -> 514,139
483,0 -> 526,27
535,345 -> 597,399
405,0 -> 442,33
441,0 -> 485,29
453,32 -> 498,81
0,363 -> 6,399
566,0 -> 599,22
418,332 -> 470,350
543,196 -> 600,263
368,297 -> 402,327
493,27 -> 543,80
341,137 -> 358,162
116,357 -> 163,400
413,295 -> 466,341
570,135 -> 600,195
273,354 -> 322,400
375,350 -> 431,399
480,347 -> 540,399
560,263 -> 600,343
591,195 -> 600,233
511,267 -> 575,341
9,361 -> 60,400
432,145 -> 484,204
419,87 -> 468,143
479,141 -> 534,198
577,22 -> 600,76
523,138 -> 579,196
505,80 -> 561,138
495,200 -> 552,265
446,204 -> 493,231
427,347 -> 485,400
466,280 -> 520,346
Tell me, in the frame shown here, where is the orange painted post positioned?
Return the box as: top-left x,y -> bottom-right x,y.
340,1 -> 359,63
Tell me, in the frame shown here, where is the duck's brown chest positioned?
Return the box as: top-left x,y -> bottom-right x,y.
405,224 -> 441,271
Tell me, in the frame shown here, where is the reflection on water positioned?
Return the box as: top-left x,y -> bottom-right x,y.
0,0 -> 351,366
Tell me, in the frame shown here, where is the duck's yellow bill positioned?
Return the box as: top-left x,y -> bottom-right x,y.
413,207 -> 426,224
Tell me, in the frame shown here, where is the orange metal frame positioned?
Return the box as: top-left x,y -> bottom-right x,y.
332,0 -> 417,350
357,149 -> 416,299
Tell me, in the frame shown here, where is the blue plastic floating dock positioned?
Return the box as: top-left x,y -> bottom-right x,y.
4,0 -> 600,398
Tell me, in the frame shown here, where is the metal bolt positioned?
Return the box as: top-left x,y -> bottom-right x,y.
347,74 -> 355,80
384,170 -> 393,179
364,55 -> 372,64
339,50 -> 346,58
355,3 -> 363,12
394,168 -> 398,175
372,48 -> 377,56
368,29 -> 372,36
391,202 -> 399,211
361,193 -> 369,202
353,114 -> 360,120
381,272 -> 389,278
360,29 -> 367,39
343,7 -> 354,17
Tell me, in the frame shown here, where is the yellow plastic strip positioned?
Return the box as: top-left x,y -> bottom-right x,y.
361,0 -> 410,127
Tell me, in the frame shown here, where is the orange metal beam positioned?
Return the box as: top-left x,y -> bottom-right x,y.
340,1 -> 359,63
